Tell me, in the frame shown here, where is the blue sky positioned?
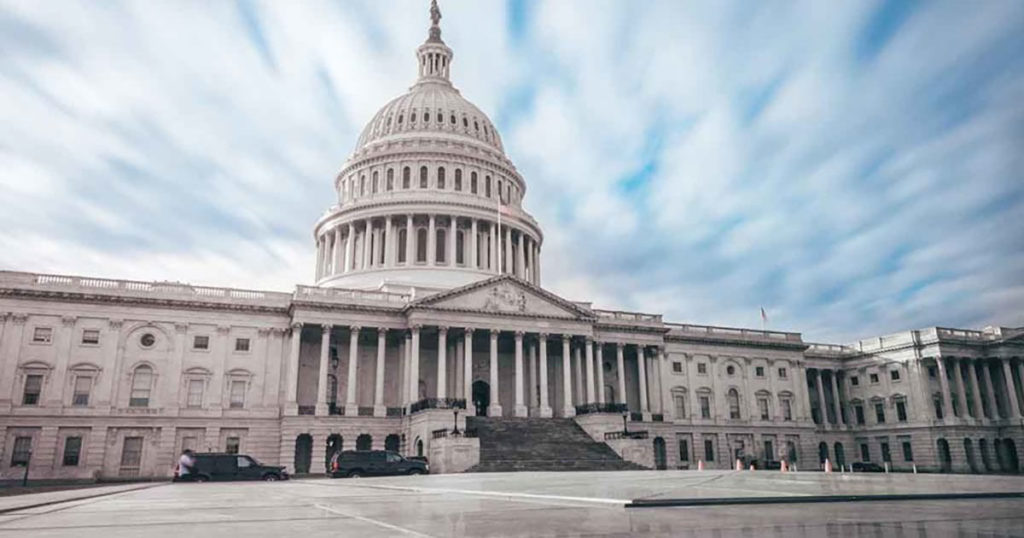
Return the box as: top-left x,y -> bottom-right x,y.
0,0 -> 1022,342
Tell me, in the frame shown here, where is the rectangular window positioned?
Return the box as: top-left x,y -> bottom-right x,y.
758,398 -> 770,420
22,374 -> 42,405
229,380 -> 246,409
119,437 -> 143,476
881,442 -> 891,463
855,405 -> 865,425
672,362 -> 682,373
186,379 -> 204,408
699,396 -> 711,419
72,376 -> 91,406
225,437 -> 240,455
934,398 -> 944,419
869,373 -> 879,384
764,440 -> 774,461
851,376 -> 859,386
673,395 -> 686,418
193,335 -> 210,350
777,367 -> 787,379
697,363 -> 707,375
896,401 -> 907,422
755,366 -> 765,378
928,366 -> 937,378
32,327 -> 52,343
704,439 -> 715,462
234,338 -> 250,352
890,369 -> 900,381
875,403 -> 885,423
678,440 -> 689,462
860,443 -> 870,462
902,441 -> 914,461
11,437 -> 32,466
63,437 -> 82,466
782,399 -> 793,421
81,329 -> 100,345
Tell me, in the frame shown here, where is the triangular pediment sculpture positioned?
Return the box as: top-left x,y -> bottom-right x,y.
409,275 -> 594,320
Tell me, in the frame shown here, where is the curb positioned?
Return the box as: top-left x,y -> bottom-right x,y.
626,491 -> 1024,508
0,483 -> 164,515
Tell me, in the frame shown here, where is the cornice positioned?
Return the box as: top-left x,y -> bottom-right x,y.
666,333 -> 810,352
0,288 -> 290,315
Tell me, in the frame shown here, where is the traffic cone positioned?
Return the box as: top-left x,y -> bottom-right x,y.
749,463 -> 755,471
780,460 -> 788,472
735,459 -> 743,471
698,459 -> 705,471
824,458 -> 833,473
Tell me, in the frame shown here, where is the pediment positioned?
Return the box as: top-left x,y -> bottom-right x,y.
410,275 -> 594,320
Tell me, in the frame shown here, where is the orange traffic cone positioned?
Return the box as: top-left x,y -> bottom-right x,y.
824,458 -> 833,473
735,459 -> 743,471
698,459 -> 705,471
780,460 -> 788,472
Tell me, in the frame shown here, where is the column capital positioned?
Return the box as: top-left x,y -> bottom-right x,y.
538,332 -> 549,339
437,326 -> 449,334
514,330 -> 525,338
217,325 -> 231,334
465,327 -> 475,336
377,327 -> 388,336
106,318 -> 122,329
174,322 -> 189,334
61,315 -> 77,327
411,324 -> 422,332
490,329 -> 500,337
321,323 -> 332,332
290,321 -> 303,330
584,336 -> 594,344
562,334 -> 572,343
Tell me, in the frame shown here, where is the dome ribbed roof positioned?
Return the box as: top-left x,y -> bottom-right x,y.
354,82 -> 504,154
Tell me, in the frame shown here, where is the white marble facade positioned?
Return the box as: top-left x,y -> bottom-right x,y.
2,2 -> 1022,480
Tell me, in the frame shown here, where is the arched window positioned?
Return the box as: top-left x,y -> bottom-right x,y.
416,228 -> 427,263
456,230 -> 465,264
398,114 -> 404,124
462,117 -> 468,128
129,365 -> 153,407
436,111 -> 442,123
437,167 -> 446,189
485,175 -> 492,197
386,169 -> 394,191
423,111 -> 429,123
397,229 -> 407,263
356,434 -> 372,451
436,229 -> 446,263
454,169 -> 462,191
385,434 -> 400,452
359,175 -> 366,196
419,166 -> 428,188
471,172 -> 478,194
728,388 -> 741,419
497,180 -> 503,202
450,114 -> 456,125
403,167 -> 411,189
411,111 -> 417,123
372,171 -> 378,193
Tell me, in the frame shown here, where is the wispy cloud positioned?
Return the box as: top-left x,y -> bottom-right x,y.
0,0 -> 1021,342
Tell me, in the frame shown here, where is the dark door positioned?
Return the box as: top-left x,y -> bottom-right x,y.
295,434 -> 312,474
653,437 -> 667,470
472,381 -> 490,416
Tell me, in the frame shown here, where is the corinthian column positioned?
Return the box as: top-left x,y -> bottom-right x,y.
463,329 -> 474,404
470,219 -> 478,269
345,326 -> 360,416
539,334 -> 552,417
1002,358 -> 1021,417
616,343 -> 626,405
596,342 -> 605,405
374,328 -> 386,417
514,331 -> 527,417
489,329 -> 502,416
437,327 -> 448,399
316,325 -> 331,416
584,337 -> 595,404
562,335 -> 574,417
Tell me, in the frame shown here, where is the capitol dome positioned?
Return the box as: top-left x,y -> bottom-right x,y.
312,0 -> 542,294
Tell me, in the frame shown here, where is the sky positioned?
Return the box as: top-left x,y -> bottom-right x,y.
1,0 -> 1022,343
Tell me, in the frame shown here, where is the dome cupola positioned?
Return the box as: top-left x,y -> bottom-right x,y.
312,0 -> 543,295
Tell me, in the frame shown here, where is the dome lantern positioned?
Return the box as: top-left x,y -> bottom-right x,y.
416,0 -> 453,85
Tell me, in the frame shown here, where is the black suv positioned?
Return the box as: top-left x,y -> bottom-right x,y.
329,450 -> 429,478
174,453 -> 289,482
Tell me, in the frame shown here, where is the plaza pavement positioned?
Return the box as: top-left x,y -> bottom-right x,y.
0,471 -> 1022,536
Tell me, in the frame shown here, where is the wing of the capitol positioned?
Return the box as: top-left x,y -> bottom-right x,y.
2,1 -> 1022,480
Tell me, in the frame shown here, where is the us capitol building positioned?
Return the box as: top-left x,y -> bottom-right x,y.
2,2 -> 1022,480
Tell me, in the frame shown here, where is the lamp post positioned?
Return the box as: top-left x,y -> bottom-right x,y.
622,411 -> 629,435
452,409 -> 460,435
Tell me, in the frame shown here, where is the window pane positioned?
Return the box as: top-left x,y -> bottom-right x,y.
23,374 -> 42,405
63,437 -> 82,466
11,437 -> 32,466
187,379 -> 203,408
230,381 -> 246,408
73,376 -> 91,406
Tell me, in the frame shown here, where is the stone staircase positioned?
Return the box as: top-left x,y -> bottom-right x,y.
465,416 -> 648,472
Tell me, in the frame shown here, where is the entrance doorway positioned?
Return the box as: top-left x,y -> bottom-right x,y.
472,380 -> 490,416
326,434 -> 342,472
937,438 -> 952,472
653,437 -> 667,470
385,434 -> 400,452
294,434 -> 312,474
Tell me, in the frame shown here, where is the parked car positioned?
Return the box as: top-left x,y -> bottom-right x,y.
173,453 -> 289,482
329,450 -> 429,478
850,461 -> 885,472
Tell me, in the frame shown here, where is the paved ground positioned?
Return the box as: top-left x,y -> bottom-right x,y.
0,471 -> 1022,537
